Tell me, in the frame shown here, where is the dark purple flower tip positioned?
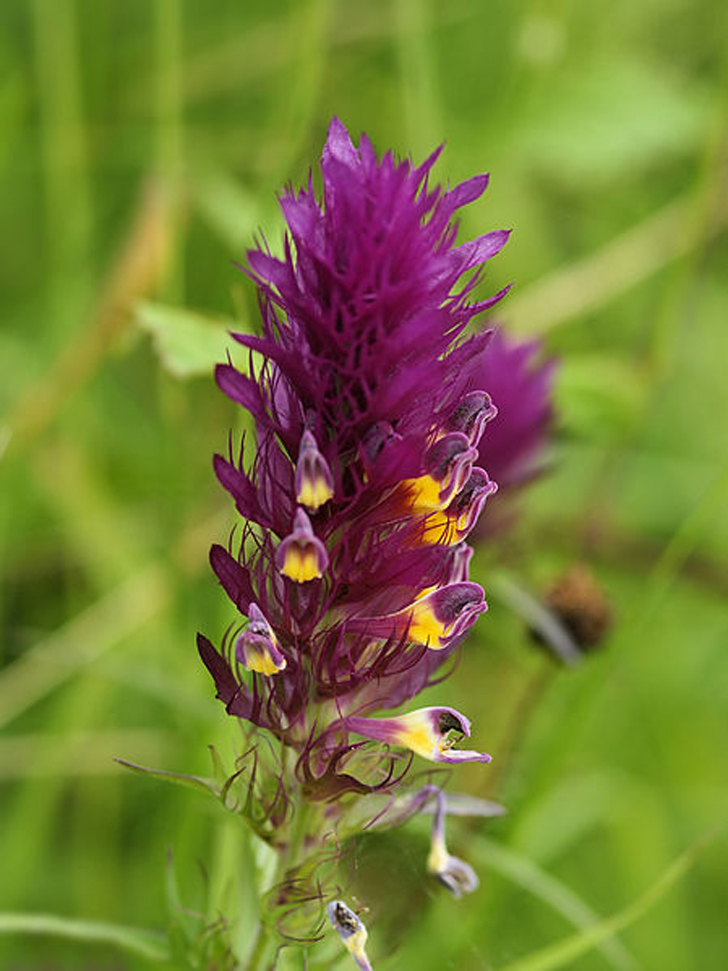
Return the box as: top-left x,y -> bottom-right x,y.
428,790 -> 480,897
403,433 -> 477,513
327,900 -> 372,971
347,581 -> 486,650
234,603 -> 287,676
275,507 -> 330,583
444,390 -> 498,447
347,706 -> 491,764
295,430 -> 334,512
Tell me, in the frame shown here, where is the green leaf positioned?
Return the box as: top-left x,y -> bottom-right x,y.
496,834 -> 711,971
135,300 -> 240,379
0,912 -> 169,961
115,758 -> 219,797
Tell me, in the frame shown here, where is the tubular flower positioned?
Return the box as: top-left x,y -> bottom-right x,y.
295,429 -> 335,511
347,706 -> 491,764
427,789 -> 480,898
328,901 -> 373,971
275,507 -> 330,582
234,603 -> 287,676
199,117 -> 508,793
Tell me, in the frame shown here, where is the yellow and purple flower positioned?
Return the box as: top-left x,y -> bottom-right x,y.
347,706 -> 491,764
427,788 -> 480,898
327,901 -> 373,971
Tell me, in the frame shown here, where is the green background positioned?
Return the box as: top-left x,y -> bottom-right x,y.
1,0 -> 727,968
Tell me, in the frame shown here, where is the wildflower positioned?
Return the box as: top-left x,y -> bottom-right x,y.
347,706 -> 491,764
234,603 -> 287,675
200,118 -> 507,782
295,429 -> 334,511
198,117 -> 516,956
328,901 -> 373,971
275,507 -> 329,582
427,789 -> 479,898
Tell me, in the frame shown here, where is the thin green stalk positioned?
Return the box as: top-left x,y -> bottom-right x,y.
241,793 -> 314,971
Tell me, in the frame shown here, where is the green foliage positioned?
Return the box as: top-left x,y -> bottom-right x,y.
135,302 -> 241,380
1,0 -> 727,969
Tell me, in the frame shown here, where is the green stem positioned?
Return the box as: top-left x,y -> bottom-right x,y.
244,796 -> 313,971
245,923 -> 278,971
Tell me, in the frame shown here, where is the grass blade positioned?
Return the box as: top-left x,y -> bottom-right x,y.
0,913 -> 169,962
497,834 -> 711,971
475,837 -> 638,970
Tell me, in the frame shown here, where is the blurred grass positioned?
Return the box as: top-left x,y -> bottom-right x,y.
1,0 -> 728,969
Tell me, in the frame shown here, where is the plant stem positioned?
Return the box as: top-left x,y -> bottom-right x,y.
244,794 -> 313,971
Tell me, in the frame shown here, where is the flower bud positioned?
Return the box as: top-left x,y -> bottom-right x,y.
295,430 -> 334,511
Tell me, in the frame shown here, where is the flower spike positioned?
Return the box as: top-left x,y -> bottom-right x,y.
234,603 -> 287,676
347,706 -> 491,764
295,429 -> 334,511
327,900 -> 373,971
275,507 -> 329,583
427,789 -> 479,898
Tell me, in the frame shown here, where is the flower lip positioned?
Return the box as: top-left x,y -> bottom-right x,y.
450,467 -> 498,531
275,507 -> 330,583
415,581 -> 487,647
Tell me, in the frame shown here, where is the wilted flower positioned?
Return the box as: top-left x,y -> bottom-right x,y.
197,118 -> 528,961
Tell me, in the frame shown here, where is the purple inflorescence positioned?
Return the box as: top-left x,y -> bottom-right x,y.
198,118 -> 546,797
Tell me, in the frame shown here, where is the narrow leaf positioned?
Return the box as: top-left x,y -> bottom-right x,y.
115,758 -> 219,796
0,912 -> 169,961
474,837 -> 636,971
497,834 -> 710,971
